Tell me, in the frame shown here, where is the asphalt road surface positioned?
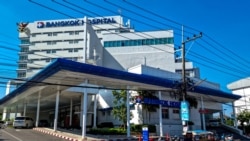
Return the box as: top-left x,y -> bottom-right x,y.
0,127 -> 68,141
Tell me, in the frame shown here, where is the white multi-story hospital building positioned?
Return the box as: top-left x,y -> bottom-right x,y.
17,15 -> 198,80
0,16 -> 241,138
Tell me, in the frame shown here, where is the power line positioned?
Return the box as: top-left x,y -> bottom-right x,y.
21,0 -> 250,92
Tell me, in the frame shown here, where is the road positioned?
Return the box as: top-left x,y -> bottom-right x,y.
0,127 -> 68,141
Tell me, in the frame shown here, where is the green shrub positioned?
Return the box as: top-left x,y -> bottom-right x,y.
88,124 -> 156,135
131,124 -> 156,133
88,128 -> 126,135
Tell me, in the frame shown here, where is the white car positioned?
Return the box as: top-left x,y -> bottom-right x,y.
13,116 -> 34,128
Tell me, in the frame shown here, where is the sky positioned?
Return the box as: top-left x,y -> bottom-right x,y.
1,0 -> 250,116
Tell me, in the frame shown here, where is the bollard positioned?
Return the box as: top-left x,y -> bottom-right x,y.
138,134 -> 142,141
166,133 -> 170,141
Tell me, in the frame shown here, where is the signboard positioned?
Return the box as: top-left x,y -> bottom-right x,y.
37,17 -> 117,28
135,97 -> 180,108
199,109 -> 209,114
142,127 -> 149,141
181,101 -> 189,121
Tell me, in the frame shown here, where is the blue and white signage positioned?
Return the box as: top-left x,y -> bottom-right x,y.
142,127 -> 149,141
135,97 -> 180,108
37,17 -> 117,28
181,101 -> 189,121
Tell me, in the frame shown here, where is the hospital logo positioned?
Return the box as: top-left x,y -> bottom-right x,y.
37,22 -> 45,28
135,96 -> 143,103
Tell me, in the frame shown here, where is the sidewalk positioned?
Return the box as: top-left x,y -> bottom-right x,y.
33,127 -> 140,141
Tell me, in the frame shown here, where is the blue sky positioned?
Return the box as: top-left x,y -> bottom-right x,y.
1,0 -> 250,116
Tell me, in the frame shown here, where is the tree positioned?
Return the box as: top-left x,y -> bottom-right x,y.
137,90 -> 159,124
237,110 -> 250,127
112,90 -> 132,129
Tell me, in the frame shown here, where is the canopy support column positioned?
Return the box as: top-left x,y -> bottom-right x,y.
36,91 -> 41,127
54,87 -> 61,131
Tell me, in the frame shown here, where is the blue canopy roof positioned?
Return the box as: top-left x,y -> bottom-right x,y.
0,58 -> 241,104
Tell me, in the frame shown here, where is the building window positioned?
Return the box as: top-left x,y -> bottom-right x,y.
18,72 -> 26,78
53,32 -> 57,36
103,37 -> 174,48
20,47 -> 29,53
18,64 -> 27,69
69,40 -> 79,44
75,31 -> 79,35
102,111 -> 105,116
173,109 -> 180,114
48,33 -> 52,36
107,111 -> 111,116
52,50 -> 56,53
68,49 -> 73,53
19,55 -> 27,61
162,108 -> 169,119
47,41 -> 57,45
20,39 -> 30,44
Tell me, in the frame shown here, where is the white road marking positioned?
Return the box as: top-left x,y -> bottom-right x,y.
2,129 -> 23,141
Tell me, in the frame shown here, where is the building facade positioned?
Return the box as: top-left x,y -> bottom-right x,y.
17,15 -> 198,81
3,15 -> 239,137
227,77 -> 250,115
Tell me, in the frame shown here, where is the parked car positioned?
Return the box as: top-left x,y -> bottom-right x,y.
13,116 -> 34,128
0,120 -> 6,128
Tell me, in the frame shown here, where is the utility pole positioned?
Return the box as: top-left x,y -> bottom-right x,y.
182,33 -> 202,101
181,32 -> 202,132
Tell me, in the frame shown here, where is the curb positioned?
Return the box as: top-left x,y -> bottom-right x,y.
33,128 -> 78,141
33,128 -> 140,141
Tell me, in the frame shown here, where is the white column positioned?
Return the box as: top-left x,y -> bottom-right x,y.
93,94 -> 98,128
36,91 -> 41,127
232,102 -> 238,129
158,91 -> 163,137
82,80 -> 88,139
15,105 -> 18,118
70,98 -> 73,127
201,96 -> 206,130
126,86 -> 130,138
6,108 -> 10,121
23,103 -> 27,117
2,108 -> 7,121
83,16 -> 88,63
54,90 -> 60,131
80,95 -> 83,127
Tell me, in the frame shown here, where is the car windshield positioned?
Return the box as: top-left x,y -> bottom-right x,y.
15,117 -> 25,120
